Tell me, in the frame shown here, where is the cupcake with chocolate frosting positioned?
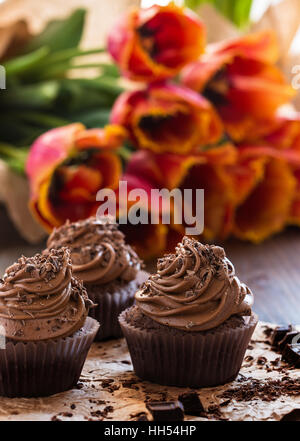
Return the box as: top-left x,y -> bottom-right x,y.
119,236 -> 258,388
47,216 -> 144,340
0,248 -> 99,397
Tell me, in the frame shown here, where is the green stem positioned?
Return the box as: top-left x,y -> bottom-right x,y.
118,146 -> 133,162
4,47 -> 50,76
43,47 -> 106,65
0,143 -> 29,160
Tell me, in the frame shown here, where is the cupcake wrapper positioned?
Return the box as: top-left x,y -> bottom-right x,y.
87,271 -> 148,341
88,289 -> 135,341
0,317 -> 99,398
119,311 -> 258,388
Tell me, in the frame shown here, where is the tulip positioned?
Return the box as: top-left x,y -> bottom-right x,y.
233,157 -> 296,242
108,4 -> 205,82
115,171 -> 181,260
110,83 -> 223,154
182,31 -> 295,143
123,144 -> 237,245
263,116 -> 300,152
123,143 -> 300,248
229,143 -> 300,242
262,117 -> 300,226
26,123 -> 125,231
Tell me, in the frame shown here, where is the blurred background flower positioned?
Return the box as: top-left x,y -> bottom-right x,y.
181,31 -> 295,142
0,0 -> 299,262
26,123 -> 125,230
108,3 -> 205,82
110,83 -> 222,153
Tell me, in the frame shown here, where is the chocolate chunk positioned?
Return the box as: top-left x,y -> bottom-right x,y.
257,356 -> 267,365
280,409 -> 300,421
178,391 -> 204,415
137,414 -> 148,421
146,401 -> 184,421
282,344 -> 300,368
278,331 -> 300,351
271,325 -> 293,347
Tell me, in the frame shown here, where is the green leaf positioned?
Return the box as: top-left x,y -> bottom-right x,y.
74,77 -> 124,95
4,47 -> 50,76
27,47 -> 106,80
0,81 -> 60,109
232,0 -> 253,28
185,0 -> 253,28
70,109 -> 111,128
55,79 -> 117,113
0,143 -> 28,175
0,117 -> 45,146
99,63 -> 120,78
11,111 -> 69,128
25,9 -> 86,53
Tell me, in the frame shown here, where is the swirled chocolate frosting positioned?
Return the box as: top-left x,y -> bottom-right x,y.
0,248 -> 93,341
136,237 -> 253,331
47,217 -> 141,285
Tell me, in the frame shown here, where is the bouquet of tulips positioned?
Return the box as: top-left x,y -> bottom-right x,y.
25,3 -> 300,259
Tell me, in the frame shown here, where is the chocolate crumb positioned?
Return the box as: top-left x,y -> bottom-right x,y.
219,377 -> 300,402
257,356 -> 267,365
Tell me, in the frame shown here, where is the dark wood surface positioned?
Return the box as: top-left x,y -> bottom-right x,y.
0,207 -> 299,324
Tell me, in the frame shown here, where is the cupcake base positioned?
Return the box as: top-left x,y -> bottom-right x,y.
87,271 -> 148,341
0,317 -> 99,398
119,307 -> 258,388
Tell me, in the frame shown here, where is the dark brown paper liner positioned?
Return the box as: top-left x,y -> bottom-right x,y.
88,288 -> 135,341
0,317 -> 99,398
119,310 -> 258,388
87,271 -> 148,341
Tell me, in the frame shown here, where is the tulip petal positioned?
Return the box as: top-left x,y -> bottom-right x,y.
108,4 -> 205,82
111,84 -> 223,154
75,124 -> 128,150
181,31 -> 294,143
210,30 -> 279,64
233,158 -> 296,242
228,72 -> 295,119
179,161 -> 235,241
264,117 -> 300,151
26,123 -> 84,199
26,124 -> 123,231
120,221 -> 168,260
289,169 -> 300,226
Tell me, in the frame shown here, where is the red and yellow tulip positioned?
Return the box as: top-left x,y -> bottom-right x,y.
233,157 -> 297,242
122,144 -> 236,253
110,82 -> 223,154
182,31 -> 295,143
26,123 -> 126,231
108,4 -> 205,83
261,117 -> 300,227
25,4 -> 300,257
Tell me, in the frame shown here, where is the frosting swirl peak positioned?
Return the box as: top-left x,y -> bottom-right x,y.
136,237 -> 253,331
0,248 -> 92,341
47,216 -> 141,285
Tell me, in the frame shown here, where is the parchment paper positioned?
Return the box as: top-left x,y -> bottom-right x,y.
0,321 -> 299,421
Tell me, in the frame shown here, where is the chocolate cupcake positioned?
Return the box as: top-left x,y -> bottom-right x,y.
119,237 -> 258,388
0,248 -> 99,397
47,216 -> 143,341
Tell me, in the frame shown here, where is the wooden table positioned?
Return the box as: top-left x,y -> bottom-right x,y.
1,207 -> 299,325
